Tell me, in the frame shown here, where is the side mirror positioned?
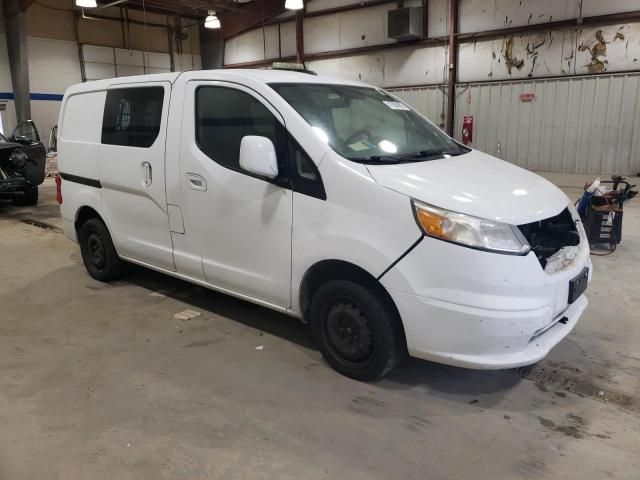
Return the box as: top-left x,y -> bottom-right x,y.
239,136 -> 278,179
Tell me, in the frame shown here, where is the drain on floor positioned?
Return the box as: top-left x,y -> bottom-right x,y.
21,219 -> 61,232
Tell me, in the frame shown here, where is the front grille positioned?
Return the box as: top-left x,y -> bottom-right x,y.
518,208 -> 580,269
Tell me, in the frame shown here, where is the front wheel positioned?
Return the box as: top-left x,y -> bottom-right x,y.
310,280 -> 404,381
78,218 -> 124,281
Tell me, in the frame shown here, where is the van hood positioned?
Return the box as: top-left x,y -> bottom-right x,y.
365,150 -> 569,225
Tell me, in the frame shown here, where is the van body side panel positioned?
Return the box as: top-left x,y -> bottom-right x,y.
289,153 -> 422,315
57,91 -> 105,191
58,90 -> 106,237
177,80 -> 293,308
99,82 -> 175,271
163,77 -> 207,281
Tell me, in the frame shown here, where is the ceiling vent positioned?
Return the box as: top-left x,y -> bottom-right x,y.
388,7 -> 424,41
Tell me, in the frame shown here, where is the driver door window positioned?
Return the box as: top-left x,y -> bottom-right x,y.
195,86 -> 287,176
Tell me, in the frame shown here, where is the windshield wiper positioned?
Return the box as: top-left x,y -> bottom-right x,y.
404,149 -> 466,159
348,147 -> 467,164
354,150 -> 448,164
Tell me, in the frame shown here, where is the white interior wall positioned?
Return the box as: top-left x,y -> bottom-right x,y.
224,21 -> 296,64
459,0 -> 640,34
307,44 -> 448,87
83,44 -> 175,80
304,3 -> 397,54
224,0 -> 640,81
28,37 -> 82,142
17,41 -> 202,143
0,33 -> 17,136
459,23 -> 640,82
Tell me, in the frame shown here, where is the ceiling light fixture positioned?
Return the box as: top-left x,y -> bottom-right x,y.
76,0 -> 97,7
204,10 -> 221,29
285,0 -> 303,10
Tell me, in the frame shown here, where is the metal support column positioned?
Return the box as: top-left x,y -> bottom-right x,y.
296,10 -> 304,64
199,24 -> 224,69
446,0 -> 458,137
2,0 -> 31,122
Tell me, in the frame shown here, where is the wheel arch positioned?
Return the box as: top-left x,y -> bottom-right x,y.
74,205 -> 121,256
299,259 -> 407,350
74,205 -> 104,231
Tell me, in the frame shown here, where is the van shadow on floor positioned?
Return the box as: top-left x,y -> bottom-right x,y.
121,263 -> 525,403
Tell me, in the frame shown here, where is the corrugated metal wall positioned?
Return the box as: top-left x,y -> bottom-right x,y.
387,85 -> 448,130
455,73 -> 640,174
391,73 -> 640,175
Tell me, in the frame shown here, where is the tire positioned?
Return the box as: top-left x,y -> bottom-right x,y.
12,185 -> 38,206
78,218 -> 124,282
310,280 -> 403,381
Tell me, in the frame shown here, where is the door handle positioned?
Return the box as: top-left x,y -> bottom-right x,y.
142,162 -> 152,187
186,173 -> 207,191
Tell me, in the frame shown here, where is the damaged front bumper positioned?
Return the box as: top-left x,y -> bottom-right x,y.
379,227 -> 592,369
0,176 -> 30,199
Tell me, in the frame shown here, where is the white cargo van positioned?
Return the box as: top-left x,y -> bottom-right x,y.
57,69 -> 591,380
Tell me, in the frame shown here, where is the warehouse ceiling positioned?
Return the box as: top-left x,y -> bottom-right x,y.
13,0 -> 289,39
122,0 -> 289,38
123,0 -> 259,17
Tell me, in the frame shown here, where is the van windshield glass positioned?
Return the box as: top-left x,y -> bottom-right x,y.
269,83 -> 469,163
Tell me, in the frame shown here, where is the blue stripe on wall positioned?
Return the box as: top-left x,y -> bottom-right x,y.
0,92 -> 63,101
29,93 -> 64,101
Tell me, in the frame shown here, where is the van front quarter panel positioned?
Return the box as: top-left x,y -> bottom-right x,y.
290,151 -> 422,315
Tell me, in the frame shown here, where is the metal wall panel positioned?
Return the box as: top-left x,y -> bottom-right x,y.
453,73 -> 640,174
387,85 -> 448,129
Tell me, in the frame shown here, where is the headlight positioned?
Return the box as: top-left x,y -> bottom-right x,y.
412,200 -> 530,255
567,202 -> 587,241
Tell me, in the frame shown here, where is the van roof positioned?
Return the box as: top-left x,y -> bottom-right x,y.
63,69 -> 371,96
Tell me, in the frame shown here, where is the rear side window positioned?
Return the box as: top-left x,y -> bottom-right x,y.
102,87 -> 164,148
195,86 -> 286,172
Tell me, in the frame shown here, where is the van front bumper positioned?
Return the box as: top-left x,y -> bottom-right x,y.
380,236 -> 592,369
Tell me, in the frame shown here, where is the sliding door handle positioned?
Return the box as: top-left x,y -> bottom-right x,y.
142,162 -> 152,187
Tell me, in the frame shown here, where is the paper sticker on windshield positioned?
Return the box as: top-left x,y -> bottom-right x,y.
382,101 -> 410,111
347,141 -> 370,152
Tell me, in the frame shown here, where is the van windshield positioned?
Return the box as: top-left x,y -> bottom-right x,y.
270,83 -> 469,163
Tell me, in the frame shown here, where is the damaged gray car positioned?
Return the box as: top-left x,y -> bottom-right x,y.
0,120 -> 46,206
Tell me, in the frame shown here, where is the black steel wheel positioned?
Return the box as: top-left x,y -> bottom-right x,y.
78,218 -> 124,281
310,280 -> 403,381
325,300 -> 375,366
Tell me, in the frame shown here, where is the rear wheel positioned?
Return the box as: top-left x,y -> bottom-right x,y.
78,218 -> 124,281
12,185 -> 38,206
310,280 -> 403,381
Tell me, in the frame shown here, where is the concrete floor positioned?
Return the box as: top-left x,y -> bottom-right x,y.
0,175 -> 639,480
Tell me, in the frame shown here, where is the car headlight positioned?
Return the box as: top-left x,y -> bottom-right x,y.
412,200 -> 530,255
567,202 -> 587,241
